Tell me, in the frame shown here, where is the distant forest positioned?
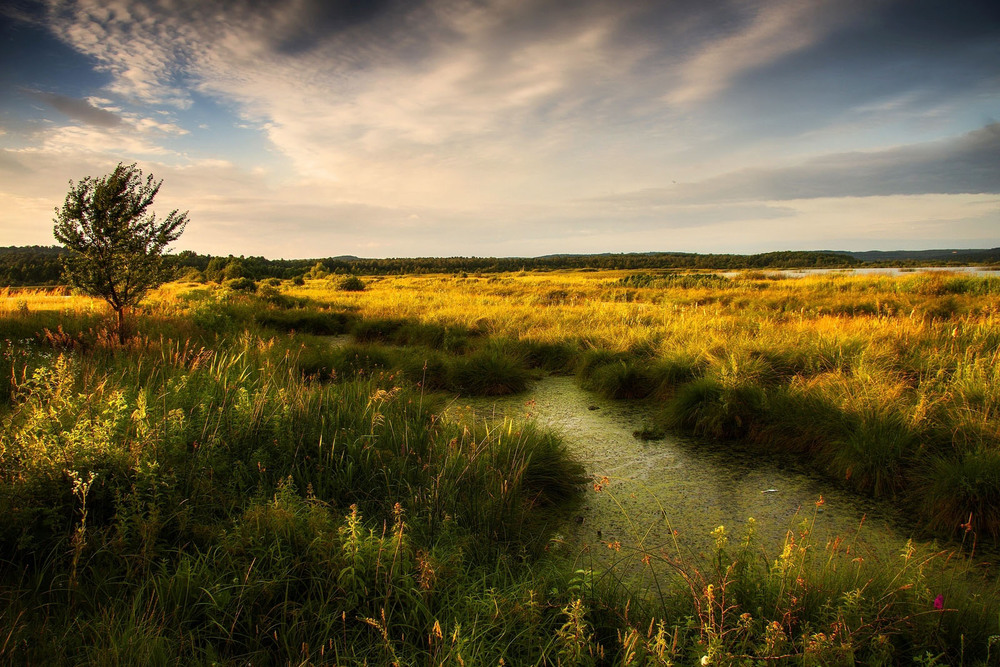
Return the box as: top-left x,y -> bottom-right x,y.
2,245 -> 999,287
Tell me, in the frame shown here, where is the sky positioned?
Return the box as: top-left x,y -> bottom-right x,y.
1,0 -> 998,259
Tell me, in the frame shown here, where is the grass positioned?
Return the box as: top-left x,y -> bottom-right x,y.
572,482 -> 1000,666
280,270 -> 1000,541
0,306 -> 587,663
2,272 -> 1000,663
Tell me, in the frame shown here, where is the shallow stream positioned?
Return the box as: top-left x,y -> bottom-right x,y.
456,376 -> 917,564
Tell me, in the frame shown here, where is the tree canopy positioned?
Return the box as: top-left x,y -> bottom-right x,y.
53,163 -> 188,341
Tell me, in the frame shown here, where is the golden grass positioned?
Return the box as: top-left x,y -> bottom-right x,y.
0,287 -> 104,316
286,270 -> 1000,476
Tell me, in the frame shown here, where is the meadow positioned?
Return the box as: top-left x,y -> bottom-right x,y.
1,270 -> 999,664
290,270 -> 1000,538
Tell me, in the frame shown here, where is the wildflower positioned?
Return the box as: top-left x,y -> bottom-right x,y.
816,495 -> 825,507
700,656 -> 710,666
607,540 -> 622,552
934,594 -> 944,610
711,524 -> 728,550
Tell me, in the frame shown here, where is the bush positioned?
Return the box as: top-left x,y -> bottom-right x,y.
338,276 -> 366,292
224,277 -> 257,293
352,318 -> 404,342
517,339 -> 578,371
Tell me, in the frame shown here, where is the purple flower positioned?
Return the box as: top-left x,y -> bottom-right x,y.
933,594 -> 944,610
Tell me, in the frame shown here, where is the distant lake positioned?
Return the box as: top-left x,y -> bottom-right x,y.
724,266 -> 999,278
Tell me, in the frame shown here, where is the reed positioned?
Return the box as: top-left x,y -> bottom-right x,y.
279,270 -> 1000,539
2,271 -> 1000,663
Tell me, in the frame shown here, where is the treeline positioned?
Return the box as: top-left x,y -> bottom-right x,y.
0,248 -> 862,286
3,245 -> 999,286
0,246 -> 65,285
849,248 -> 1000,264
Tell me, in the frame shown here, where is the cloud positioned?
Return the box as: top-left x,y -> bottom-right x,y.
42,0 -> 194,107
11,123 -> 177,157
6,0 -> 997,257
25,90 -> 123,127
595,123 -> 1000,206
664,0 -> 875,106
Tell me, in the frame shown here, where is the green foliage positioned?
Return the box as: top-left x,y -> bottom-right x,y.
0,327 -> 590,663
617,272 -> 730,289
665,378 -> 768,439
352,317 -> 472,352
52,163 -> 187,341
451,348 -> 530,396
517,338 -> 579,371
3,276 -> 1000,663
255,307 -> 350,335
223,276 -> 257,293
827,409 -> 917,497
922,448 -> 1000,536
338,276 -> 366,291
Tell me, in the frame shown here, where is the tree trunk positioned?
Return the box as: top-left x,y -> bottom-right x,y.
115,307 -> 126,345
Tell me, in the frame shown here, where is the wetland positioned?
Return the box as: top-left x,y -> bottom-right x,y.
3,269 -> 1000,664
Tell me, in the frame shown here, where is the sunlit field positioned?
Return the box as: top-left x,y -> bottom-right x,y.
295,270 -> 1000,537
2,270 -> 1000,664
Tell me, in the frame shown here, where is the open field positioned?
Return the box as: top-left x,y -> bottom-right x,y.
2,271 -> 1000,664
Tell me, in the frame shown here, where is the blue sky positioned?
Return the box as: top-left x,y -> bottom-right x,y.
1,0 -> 998,259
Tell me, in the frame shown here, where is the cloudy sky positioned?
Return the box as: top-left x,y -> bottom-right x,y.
1,0 -> 998,258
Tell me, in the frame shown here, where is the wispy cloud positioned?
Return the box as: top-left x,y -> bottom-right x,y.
2,0 -> 996,256
664,0 -> 872,106
24,90 -> 122,127
594,124 -> 1000,206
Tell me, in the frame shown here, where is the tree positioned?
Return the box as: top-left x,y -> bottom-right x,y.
53,163 -> 188,343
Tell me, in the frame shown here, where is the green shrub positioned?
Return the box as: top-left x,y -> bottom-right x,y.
295,344 -> 393,380
338,276 -> 366,292
223,277 -> 257,293
516,339 -> 578,371
586,360 -> 655,399
352,318 -> 404,342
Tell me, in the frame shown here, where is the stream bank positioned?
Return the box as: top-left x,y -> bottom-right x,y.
455,375 -> 928,562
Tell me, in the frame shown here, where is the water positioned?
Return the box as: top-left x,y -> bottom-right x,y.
722,266 -> 999,279
454,376 -> 915,564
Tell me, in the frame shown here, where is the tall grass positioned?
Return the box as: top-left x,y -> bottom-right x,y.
571,483 -> 1000,665
282,271 -> 1000,540
3,274 -> 1000,663
0,306 -> 586,663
